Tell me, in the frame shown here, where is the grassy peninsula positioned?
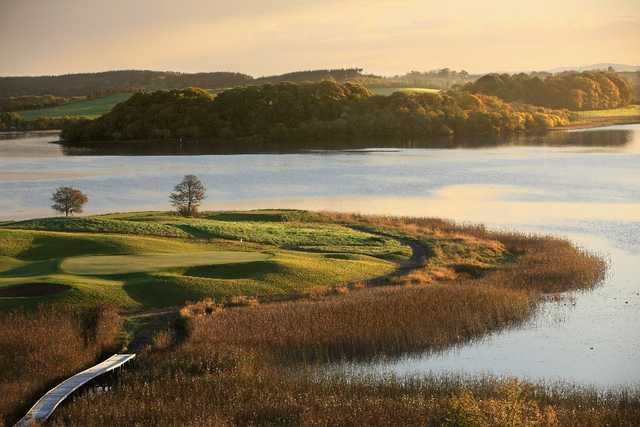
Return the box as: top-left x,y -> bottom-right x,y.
1,210 -> 625,426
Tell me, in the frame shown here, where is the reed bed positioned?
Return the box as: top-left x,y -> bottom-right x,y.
185,284 -> 532,364
0,306 -> 120,426
49,337 -> 639,426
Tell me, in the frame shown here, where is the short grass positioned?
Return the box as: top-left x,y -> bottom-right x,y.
61,251 -> 271,275
17,93 -> 132,121
0,211 -> 401,310
576,104 -> 640,118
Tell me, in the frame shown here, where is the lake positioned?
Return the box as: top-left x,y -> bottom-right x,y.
0,126 -> 638,387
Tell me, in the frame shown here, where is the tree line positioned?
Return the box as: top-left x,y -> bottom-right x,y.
356,69 -> 477,89
0,112 -> 81,132
0,70 -> 254,98
0,95 -> 86,112
465,71 -> 633,110
0,69 -> 367,99
60,81 -> 573,144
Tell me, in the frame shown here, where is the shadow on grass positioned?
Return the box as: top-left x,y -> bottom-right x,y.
121,273 -> 195,308
201,210 -> 320,223
172,224 -> 215,239
0,259 -> 60,277
121,261 -> 287,308
17,235 -> 125,260
183,260 -> 283,280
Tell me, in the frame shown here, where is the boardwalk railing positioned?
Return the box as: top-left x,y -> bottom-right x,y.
15,353 -> 135,427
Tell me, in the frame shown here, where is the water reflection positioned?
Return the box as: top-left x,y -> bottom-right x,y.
56,127 -> 636,156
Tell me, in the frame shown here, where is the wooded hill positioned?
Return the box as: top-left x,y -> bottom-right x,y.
465,71 -> 634,110
60,81 -> 573,143
0,69 -> 366,99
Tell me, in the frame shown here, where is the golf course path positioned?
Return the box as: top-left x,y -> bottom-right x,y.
15,354 -> 135,427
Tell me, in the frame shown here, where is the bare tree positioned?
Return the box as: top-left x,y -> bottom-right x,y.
170,175 -> 206,217
51,187 -> 88,217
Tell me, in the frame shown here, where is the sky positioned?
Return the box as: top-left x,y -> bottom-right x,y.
1,0 -> 639,77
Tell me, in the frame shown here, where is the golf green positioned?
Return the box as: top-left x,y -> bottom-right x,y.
60,251 -> 271,275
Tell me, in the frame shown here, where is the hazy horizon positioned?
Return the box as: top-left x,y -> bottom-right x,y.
1,0 -> 639,77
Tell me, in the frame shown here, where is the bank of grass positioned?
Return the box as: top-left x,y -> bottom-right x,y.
575,104 -> 640,119
44,214 -> 619,426
17,93 -> 132,121
0,211 -> 402,309
0,306 -> 121,426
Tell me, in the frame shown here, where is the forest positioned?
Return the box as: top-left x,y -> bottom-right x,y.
466,71 -> 634,110
0,69 -> 366,99
0,95 -> 87,112
0,112 -> 80,132
356,69 -> 478,89
0,70 -> 253,98
60,81 -> 573,143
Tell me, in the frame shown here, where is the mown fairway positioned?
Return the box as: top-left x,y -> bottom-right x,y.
0,210 -> 403,309
61,251 -> 270,275
17,93 -> 132,120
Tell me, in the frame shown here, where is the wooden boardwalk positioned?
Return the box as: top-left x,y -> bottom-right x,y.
15,354 -> 135,427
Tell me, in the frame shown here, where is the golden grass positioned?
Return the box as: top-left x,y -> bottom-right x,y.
48,340 -> 639,426
0,306 -> 120,425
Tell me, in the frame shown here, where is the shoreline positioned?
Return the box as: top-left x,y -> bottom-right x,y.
554,115 -> 640,131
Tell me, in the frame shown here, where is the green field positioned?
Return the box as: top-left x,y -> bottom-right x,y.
369,87 -> 441,96
576,104 -> 640,118
0,210 -> 406,310
61,251 -> 270,275
17,93 -> 132,120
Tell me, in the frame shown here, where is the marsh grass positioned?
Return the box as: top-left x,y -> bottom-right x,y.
0,306 -> 120,426
49,335 -> 639,426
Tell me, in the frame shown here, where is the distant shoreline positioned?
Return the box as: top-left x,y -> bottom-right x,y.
554,116 -> 640,131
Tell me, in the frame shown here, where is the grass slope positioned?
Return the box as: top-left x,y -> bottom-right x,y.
576,104 -> 640,118
17,93 -> 132,120
61,251 -> 270,275
0,210 -> 401,310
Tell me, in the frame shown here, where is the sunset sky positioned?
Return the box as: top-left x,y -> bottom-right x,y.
1,0 -> 639,77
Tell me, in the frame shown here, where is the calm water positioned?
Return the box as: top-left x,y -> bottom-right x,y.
0,127 -> 639,387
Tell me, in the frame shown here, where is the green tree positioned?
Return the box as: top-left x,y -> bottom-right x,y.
51,187 -> 88,216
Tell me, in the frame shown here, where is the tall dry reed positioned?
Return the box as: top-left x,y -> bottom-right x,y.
0,306 -> 120,426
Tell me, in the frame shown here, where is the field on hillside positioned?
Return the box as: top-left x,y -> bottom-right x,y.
369,87 -> 441,96
0,210 -> 406,310
17,93 -> 132,120
575,104 -> 640,118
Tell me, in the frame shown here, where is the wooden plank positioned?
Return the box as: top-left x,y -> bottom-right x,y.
15,353 -> 135,427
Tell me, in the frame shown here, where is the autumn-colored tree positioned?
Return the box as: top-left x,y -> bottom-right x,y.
169,175 -> 206,217
51,187 -> 88,216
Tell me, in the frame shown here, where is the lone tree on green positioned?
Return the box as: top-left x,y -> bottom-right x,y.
51,187 -> 88,216
170,175 -> 206,217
